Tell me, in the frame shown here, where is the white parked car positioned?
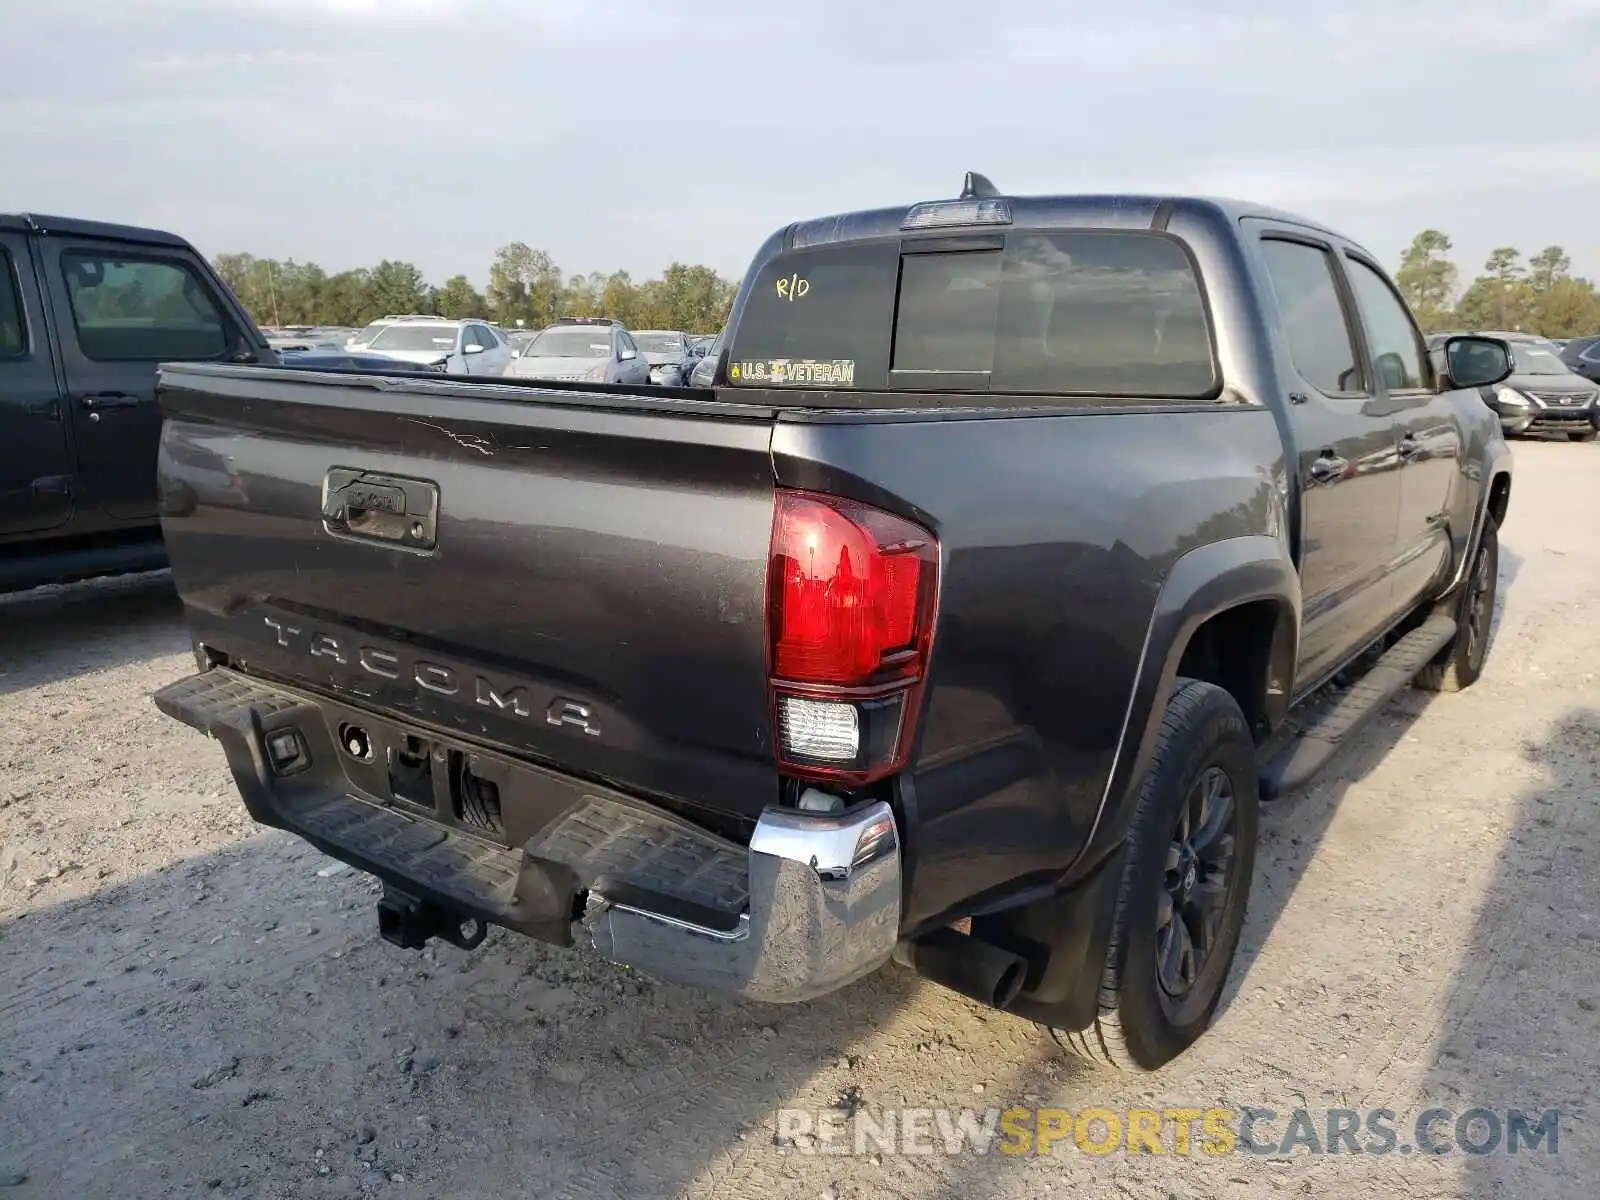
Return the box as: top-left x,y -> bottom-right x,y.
344,313 -> 444,351
503,319 -> 651,385
362,318 -> 512,375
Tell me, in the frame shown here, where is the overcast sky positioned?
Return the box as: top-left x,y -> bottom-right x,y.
5,0 -> 1598,289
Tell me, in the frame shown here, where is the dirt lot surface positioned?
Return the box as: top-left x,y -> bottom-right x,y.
3,440 -> 1596,1199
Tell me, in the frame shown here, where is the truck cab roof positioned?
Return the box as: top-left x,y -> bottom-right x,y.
0,212 -> 192,248
775,176 -> 1352,255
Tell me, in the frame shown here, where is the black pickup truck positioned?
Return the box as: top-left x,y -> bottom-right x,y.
0,214 -> 279,593
153,177 -> 1514,1071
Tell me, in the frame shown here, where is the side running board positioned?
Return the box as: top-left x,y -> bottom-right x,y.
1259,614 -> 1457,801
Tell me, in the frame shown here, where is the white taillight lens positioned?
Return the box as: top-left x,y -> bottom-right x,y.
778,697 -> 859,762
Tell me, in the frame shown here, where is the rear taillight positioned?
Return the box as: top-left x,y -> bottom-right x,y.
767,490 -> 939,786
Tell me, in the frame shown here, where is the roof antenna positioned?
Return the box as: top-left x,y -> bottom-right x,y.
960,172 -> 999,199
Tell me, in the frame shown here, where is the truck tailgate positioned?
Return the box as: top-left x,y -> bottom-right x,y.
156,365 -> 780,821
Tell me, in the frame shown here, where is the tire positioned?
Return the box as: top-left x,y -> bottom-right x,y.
1416,522 -> 1499,693
1568,429 -> 1597,443
1053,679 -> 1258,1072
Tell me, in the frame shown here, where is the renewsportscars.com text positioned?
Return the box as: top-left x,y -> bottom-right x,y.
774,1106 -> 1561,1159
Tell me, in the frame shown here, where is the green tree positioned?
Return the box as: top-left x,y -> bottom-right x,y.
1454,247 -> 1531,331
207,244 -> 740,336
488,243 -> 562,326
275,259 -> 327,325
1527,246 -> 1572,295
434,274 -> 488,319
1530,277 -> 1600,338
1395,231 -> 1458,332
599,270 -> 640,327
320,269 -> 374,326
560,272 -> 605,318
364,260 -> 430,317
652,262 -> 735,332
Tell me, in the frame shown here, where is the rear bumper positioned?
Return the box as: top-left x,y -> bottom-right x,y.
152,668 -> 900,1003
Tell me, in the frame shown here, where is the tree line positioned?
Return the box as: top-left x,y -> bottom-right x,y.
1396,232 -> 1600,337
212,242 -> 738,333
214,229 -> 1600,342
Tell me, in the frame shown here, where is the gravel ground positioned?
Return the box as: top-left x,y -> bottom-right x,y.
2,439 -> 1596,1199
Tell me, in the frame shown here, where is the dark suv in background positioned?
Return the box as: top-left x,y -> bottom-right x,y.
1560,335 -> 1600,386
1429,330 -> 1599,441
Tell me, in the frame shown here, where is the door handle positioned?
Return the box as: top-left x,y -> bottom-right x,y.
76,391 -> 142,410
1310,454 -> 1348,483
75,392 -> 143,421
1397,435 -> 1423,460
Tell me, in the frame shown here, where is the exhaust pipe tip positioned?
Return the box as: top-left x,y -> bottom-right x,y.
898,926 -> 1029,1011
989,955 -> 1027,1010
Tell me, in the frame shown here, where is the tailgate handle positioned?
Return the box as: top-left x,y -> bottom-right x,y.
321,469 -> 439,553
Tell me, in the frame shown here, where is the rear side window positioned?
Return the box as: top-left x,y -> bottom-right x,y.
1259,239 -> 1362,396
0,249 -> 24,358
61,253 -> 228,361
728,231 -> 1216,399
993,233 -> 1214,397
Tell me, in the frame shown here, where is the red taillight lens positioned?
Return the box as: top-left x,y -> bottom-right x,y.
767,490 -> 939,785
770,493 -> 935,686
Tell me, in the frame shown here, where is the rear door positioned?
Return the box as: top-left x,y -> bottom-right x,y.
1340,250 -> 1457,614
1250,227 -> 1403,692
0,231 -> 74,537
39,239 -> 237,522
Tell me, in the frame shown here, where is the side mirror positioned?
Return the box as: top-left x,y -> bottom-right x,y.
1441,335 -> 1512,390
464,343 -> 485,356
510,348 -> 521,358
620,348 -> 637,361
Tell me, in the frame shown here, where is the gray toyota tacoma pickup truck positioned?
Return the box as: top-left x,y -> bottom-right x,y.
153,175 -> 1514,1071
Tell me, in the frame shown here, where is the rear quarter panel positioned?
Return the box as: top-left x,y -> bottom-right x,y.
772,406 -> 1292,928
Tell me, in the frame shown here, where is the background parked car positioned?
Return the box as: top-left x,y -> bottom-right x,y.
265,329 -> 346,354
630,330 -> 692,384
276,349 -> 444,373
687,329 -> 723,386
344,313 -> 445,350
361,318 -> 511,375
1559,335 -> 1600,385
1430,330 -> 1599,441
503,318 -> 650,385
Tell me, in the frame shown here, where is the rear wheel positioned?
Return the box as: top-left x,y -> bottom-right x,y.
1053,679 -> 1258,1072
1416,523 -> 1498,693
1568,429 -> 1597,443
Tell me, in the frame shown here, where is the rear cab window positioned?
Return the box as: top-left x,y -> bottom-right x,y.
727,230 -> 1217,403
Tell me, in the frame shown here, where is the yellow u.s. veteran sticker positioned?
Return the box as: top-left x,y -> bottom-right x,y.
730,358 -> 855,387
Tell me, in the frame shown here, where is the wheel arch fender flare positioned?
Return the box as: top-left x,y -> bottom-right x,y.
1458,454 -> 1512,592
1068,535 -> 1300,877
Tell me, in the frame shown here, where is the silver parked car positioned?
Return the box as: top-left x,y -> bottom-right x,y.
630,329 -> 692,385
687,329 -> 724,387
503,319 -> 651,385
